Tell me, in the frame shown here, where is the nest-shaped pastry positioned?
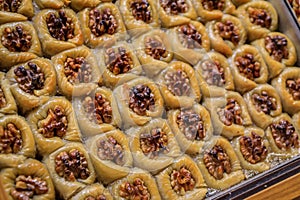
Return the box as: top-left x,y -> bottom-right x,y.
44,143 -> 96,200
114,77 -> 164,129
252,32 -> 297,78
206,14 -> 247,57
51,46 -> 100,98
33,9 -> 83,57
0,22 -> 41,69
0,159 -> 55,200
0,72 -> 17,117
195,52 -> 234,98
71,183 -> 113,200
6,58 -> 56,114
156,61 -> 201,109
127,118 -> 181,174
235,1 -> 278,41
73,87 -> 121,136
168,21 -> 210,65
228,44 -> 269,94
133,29 -> 173,77
156,155 -> 207,200
232,127 -> 270,172
167,104 -> 213,155
27,96 -> 82,156
244,84 -> 282,129
78,3 -> 127,48
35,0 -> 71,9
86,129 -> 133,184
0,0 -> 34,24
0,115 -> 35,169
196,136 -> 244,190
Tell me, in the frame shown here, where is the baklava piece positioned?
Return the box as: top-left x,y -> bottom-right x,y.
44,143 -> 96,200
73,87 -> 121,136
27,97 -> 81,156
0,72 -> 17,117
156,155 -> 207,200
52,46 -> 100,98
156,61 -> 201,109
206,14 -> 246,57
252,32 -> 296,78
288,0 -> 300,23
196,136 -> 244,190
78,3 -> 127,48
0,22 -> 41,69
195,52 -> 234,98
0,0 -> 34,24
35,0 -> 70,9
70,0 -> 100,11
34,9 -> 83,57
71,183 -> 113,200
6,58 -> 56,113
114,77 -> 164,129
167,104 -> 213,155
203,91 -> 252,139
244,84 -> 282,129
232,127 -> 270,172
236,1 -> 278,41
0,115 -> 35,168
133,29 -> 173,77
0,159 -> 55,200
228,45 -> 269,94
86,129 -> 133,184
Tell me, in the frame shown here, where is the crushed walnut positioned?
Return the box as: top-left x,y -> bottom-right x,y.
202,0 -> 225,11
286,78 -> 300,100
235,53 -> 261,81
105,47 -> 133,75
170,167 -> 195,195
97,136 -> 125,165
160,0 -> 188,15
178,24 -> 202,49
119,178 -> 151,200
85,195 -> 107,200
252,91 -> 277,115
0,123 -> 22,154
0,0 -> 22,12
215,20 -> 240,45
64,57 -> 92,84
201,60 -> 225,87
265,35 -> 289,62
165,70 -> 191,96
248,7 -> 272,28
0,87 -> 6,108
144,36 -> 168,60
131,0 -> 152,23
204,145 -> 231,180
217,98 -> 243,126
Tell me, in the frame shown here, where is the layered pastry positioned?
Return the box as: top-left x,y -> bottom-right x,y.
133,29 -> 173,77
228,45 -> 269,94
168,21 -> 210,65
0,22 -> 41,69
206,14 -> 246,57
236,1 -> 278,41
0,159 -> 55,200
27,97 -> 82,156
78,3 -> 127,48
203,91 -> 252,139
6,58 -> 56,113
35,0 -> 71,9
272,67 -> 300,115
252,32 -> 297,78
231,0 -> 250,6
244,84 -> 282,129
232,127 -> 270,172
51,46 -> 100,98
70,0 -> 100,11
34,9 -> 83,56
127,118 -> 181,173
196,136 -> 244,190
0,0 -> 34,24
195,52 -> 234,98
0,72 -> 17,117
71,183 -> 113,200
156,155 -> 207,200
288,0 -> 300,23
158,0 -> 197,27
293,111 -> 300,134
73,87 -> 121,136
44,143 -> 96,200
114,77 -> 164,128
86,129 -> 133,184
167,104 -> 213,155
0,115 -> 35,169
156,61 -> 201,109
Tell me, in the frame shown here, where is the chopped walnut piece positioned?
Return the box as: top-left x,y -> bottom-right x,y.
105,47 -> 133,75
10,175 -> 48,200
129,84 -> 155,116
170,167 -> 195,195
201,0 -> 225,11
97,136 -> 125,165
235,53 -> 261,81
248,7 -> 272,28
178,24 -> 202,49
160,0 -> 188,15
89,8 -> 118,37
203,145 -> 231,180
217,98 -> 243,126
0,87 -> 6,108
215,20 -> 240,45
288,0 -> 300,19
252,91 -> 277,115
265,35 -> 289,62
14,62 -> 45,94
119,178 -> 151,200
0,0 -> 22,12
201,60 -> 225,86
64,57 -> 92,84
38,105 -> 68,138
144,37 -> 168,60
131,0 -> 152,23
286,78 -> 300,100
0,123 -> 22,154
1,25 -> 32,52
270,120 -> 299,150
176,108 -> 206,141
140,128 -> 169,159
55,149 -> 90,182
239,132 -> 268,164
165,70 -> 191,96
85,195 -> 107,200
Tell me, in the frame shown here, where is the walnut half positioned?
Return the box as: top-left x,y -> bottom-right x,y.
119,178 -> 151,200
170,167 -> 195,195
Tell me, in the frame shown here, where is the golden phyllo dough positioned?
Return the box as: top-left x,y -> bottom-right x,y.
0,0 -> 34,24
0,72 -> 17,117
71,183 -> 113,200
35,0 -> 71,9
